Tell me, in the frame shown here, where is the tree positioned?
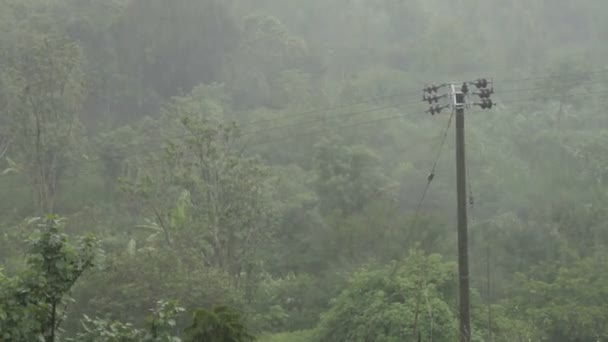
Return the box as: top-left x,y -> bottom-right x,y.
113,0 -> 239,99
266,164 -> 326,274
3,32 -> 85,214
73,300 -> 185,342
509,252 -> 608,341
122,88 -> 277,283
315,251 -> 458,342
68,248 -> 241,331
0,215 -> 99,342
168,116 -> 276,281
226,12 -> 310,109
313,139 -> 389,217
73,302 -> 252,342
185,306 -> 254,342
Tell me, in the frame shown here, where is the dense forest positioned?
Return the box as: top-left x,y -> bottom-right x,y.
1,0 -> 608,341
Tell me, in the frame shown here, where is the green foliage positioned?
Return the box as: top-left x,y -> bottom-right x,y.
0,215 -> 99,341
229,11 -> 311,109
71,299 -> 255,342
257,329 -> 315,342
509,252 -> 608,341
267,164 -> 325,274
2,31 -> 85,214
184,306 -> 254,342
249,272 -> 332,333
144,300 -> 186,342
121,88 -> 278,280
114,0 -> 239,99
73,315 -> 143,342
3,0 -> 608,339
71,300 -> 184,342
313,139 -> 389,216
473,303 -> 539,342
316,251 -> 458,342
68,248 -> 241,331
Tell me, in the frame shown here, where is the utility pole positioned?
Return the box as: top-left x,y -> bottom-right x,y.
423,79 -> 494,342
487,245 -> 493,342
453,83 -> 471,342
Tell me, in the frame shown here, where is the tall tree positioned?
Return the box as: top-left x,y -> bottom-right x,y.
3,33 -> 85,214
123,87 -> 277,283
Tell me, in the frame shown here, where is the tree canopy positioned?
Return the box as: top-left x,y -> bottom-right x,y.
1,0 -> 608,341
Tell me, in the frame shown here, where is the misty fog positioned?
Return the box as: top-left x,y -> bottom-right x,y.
1,1 -> 607,341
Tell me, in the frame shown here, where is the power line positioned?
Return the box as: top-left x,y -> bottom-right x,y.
495,88 -> 608,106
93,78 -> 608,164
89,87 -> 608,180
146,68 -> 608,142
2,82 -> 608,195
410,108 -> 455,231
0,100 -> 420,183
12,67 -> 608,150
3,87 -> 608,188
229,83 -> 604,151
0,107 -> 429,195
402,108 -> 455,341
497,67 -> 608,83
241,100 -> 422,136
0,103 -> 421,189
239,91 -> 422,128
499,78 -> 608,94
248,108 -> 415,147
12,96 -> 427,166
242,79 -> 608,142
241,67 -> 608,128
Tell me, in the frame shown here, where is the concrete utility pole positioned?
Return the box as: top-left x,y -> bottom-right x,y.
453,83 -> 471,342
422,79 -> 494,342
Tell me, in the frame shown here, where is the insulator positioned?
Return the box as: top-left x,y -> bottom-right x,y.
481,98 -> 493,109
424,94 -> 446,104
477,88 -> 493,98
474,99 -> 493,109
461,83 -> 469,94
474,78 -> 489,89
424,85 -> 437,93
426,105 -> 438,115
424,84 -> 446,93
427,104 -> 449,115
